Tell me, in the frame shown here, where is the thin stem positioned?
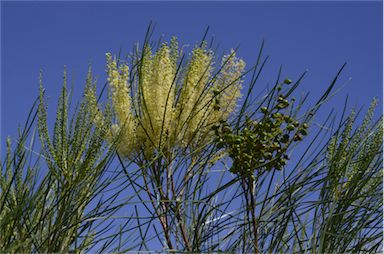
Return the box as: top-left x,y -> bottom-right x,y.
168,152 -> 191,251
141,165 -> 174,250
249,178 -> 259,254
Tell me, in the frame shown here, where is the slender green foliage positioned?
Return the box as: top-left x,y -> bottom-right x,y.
1,28 -> 382,253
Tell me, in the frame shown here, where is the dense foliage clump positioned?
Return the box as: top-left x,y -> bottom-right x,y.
214,79 -> 311,179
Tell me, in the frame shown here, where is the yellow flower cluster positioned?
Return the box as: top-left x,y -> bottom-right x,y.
214,49 -> 246,119
106,53 -> 137,156
103,40 -> 245,159
140,45 -> 176,156
175,46 -> 213,147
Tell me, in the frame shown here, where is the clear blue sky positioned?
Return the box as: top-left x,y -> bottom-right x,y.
1,1 -> 382,251
1,1 -> 382,144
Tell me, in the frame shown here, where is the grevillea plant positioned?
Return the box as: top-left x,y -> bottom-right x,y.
98,39 -> 245,160
90,34 -> 247,251
1,28 -> 382,253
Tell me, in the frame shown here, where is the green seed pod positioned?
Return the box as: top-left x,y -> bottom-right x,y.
286,124 -> 295,131
272,112 -> 282,119
293,134 -> 303,141
284,115 -> 293,123
300,128 -> 308,136
261,107 -> 268,114
234,138 -> 242,144
284,79 -> 292,85
274,121 -> 283,128
281,134 -> 289,143
278,100 -> 289,109
272,141 -> 281,149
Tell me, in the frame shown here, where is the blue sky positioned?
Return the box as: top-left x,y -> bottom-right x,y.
1,1 -> 382,145
1,1 -> 383,250
2,1 -> 383,147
